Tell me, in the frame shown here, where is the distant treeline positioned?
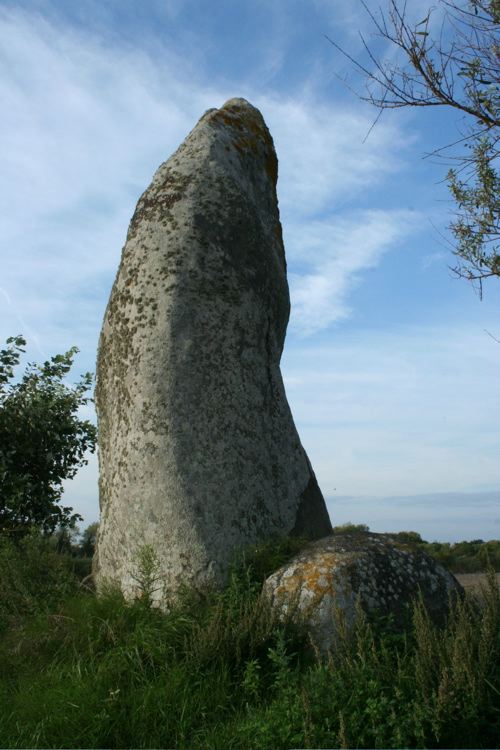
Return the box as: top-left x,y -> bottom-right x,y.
55,521 -> 500,575
333,524 -> 500,573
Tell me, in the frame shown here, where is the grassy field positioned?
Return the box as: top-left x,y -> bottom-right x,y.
0,534 -> 499,749
456,572 -> 500,597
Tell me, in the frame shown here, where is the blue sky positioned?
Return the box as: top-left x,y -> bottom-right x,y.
1,0 -> 499,542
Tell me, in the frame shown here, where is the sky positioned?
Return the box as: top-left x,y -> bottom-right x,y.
1,0 -> 499,543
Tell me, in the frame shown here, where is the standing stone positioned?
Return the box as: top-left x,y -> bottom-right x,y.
94,98 -> 332,603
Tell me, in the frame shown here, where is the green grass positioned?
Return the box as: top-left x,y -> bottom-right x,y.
0,531 -> 79,632
0,537 -> 499,749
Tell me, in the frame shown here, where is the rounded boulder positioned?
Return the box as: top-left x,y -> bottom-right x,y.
263,532 -> 463,654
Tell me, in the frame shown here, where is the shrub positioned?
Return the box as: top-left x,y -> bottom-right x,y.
0,531 -> 78,631
0,537 -> 498,749
234,533 -> 311,586
332,522 -> 370,534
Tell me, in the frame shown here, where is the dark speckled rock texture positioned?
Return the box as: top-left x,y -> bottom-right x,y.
263,532 -> 464,655
94,98 -> 332,603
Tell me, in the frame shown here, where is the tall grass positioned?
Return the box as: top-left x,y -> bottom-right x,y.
0,538 -> 499,749
0,531 -> 79,632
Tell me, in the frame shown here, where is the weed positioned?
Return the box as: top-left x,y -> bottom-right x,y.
0,545 -> 498,748
131,544 -> 165,606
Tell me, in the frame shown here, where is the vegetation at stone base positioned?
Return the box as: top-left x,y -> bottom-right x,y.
0,535 -> 499,749
0,531 -> 80,633
0,521 -> 101,633
0,335 -> 96,536
234,532 -> 313,583
77,520 -> 99,558
45,521 -> 99,580
333,522 -> 500,572
328,0 -> 499,295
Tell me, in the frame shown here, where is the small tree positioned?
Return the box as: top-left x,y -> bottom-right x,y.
328,0 -> 499,295
0,335 -> 97,536
51,525 -> 80,555
131,544 -> 164,607
78,521 -> 99,558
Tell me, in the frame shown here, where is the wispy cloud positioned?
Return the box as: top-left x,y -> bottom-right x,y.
285,209 -> 421,334
0,7 -> 223,360
0,5 -> 417,367
316,0 -> 448,78
254,91 -> 418,336
68,325 -> 500,534
62,452 -> 99,525
3,4 -> 496,539
283,324 -> 500,497
264,95 -> 410,216
327,491 -> 500,542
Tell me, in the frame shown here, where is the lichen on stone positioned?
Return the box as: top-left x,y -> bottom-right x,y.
94,97 -> 331,604
263,531 -> 463,656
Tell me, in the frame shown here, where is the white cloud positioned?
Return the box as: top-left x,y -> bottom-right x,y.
65,321 -> 500,530
286,209 -> 421,334
0,6 -> 416,370
422,250 -> 449,269
62,451 -> 99,526
316,0 -> 448,67
2,5 -> 468,531
327,492 -> 500,542
283,323 -> 500,497
0,7 -> 224,360
263,96 -> 410,217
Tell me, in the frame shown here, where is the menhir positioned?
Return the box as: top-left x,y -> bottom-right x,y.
94,97 -> 332,603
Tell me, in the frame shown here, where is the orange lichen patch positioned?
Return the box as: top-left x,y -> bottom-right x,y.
209,108 -> 245,131
274,552 -> 341,607
245,115 -> 273,147
209,102 -> 275,165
